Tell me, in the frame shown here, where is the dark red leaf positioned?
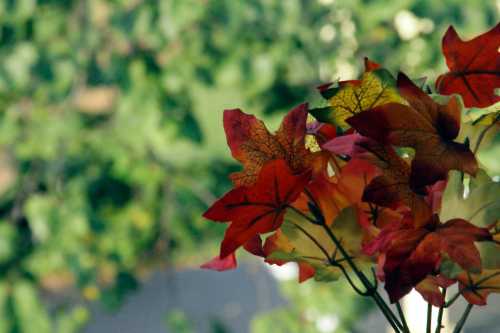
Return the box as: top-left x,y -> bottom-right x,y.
436,24 -> 500,108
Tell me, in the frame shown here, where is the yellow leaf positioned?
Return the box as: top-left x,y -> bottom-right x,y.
311,68 -> 406,129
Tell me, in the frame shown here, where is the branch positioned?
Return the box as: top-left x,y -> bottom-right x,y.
426,303 -> 432,333
473,113 -> 500,154
435,288 -> 447,333
452,304 -> 473,333
396,301 -> 410,333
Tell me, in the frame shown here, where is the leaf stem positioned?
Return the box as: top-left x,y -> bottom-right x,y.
289,203 -> 403,332
435,288 -> 447,333
320,223 -> 403,332
396,301 -> 410,333
444,290 -> 461,308
426,303 -> 432,333
288,205 -> 318,225
473,113 -> 500,154
452,304 -> 473,333
288,218 -> 367,295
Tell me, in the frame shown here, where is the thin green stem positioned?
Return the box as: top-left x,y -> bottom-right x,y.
473,113 -> 500,154
289,203 -> 403,332
444,291 -> 461,308
396,301 -> 410,333
289,221 -> 332,262
320,223 -> 403,332
288,205 -> 318,225
452,304 -> 473,333
435,288 -> 447,333
336,263 -> 370,296
288,219 -> 368,296
426,303 -> 432,333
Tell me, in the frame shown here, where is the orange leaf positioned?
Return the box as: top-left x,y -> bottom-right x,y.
415,275 -> 455,307
457,269 -> 500,305
324,133 -> 432,227
303,158 -> 378,225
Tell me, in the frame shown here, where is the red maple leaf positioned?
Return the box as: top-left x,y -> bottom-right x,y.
201,235 -> 265,271
324,133 -> 432,227
347,73 -> 477,193
364,214 -> 491,302
436,24 -> 500,108
203,159 -> 311,258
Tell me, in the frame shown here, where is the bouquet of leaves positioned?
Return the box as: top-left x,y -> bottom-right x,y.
201,23 -> 500,333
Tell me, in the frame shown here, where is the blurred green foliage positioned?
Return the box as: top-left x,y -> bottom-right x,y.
0,0 -> 497,332
252,279 -> 372,333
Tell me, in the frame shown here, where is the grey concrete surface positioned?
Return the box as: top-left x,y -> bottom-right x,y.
83,261 -> 499,333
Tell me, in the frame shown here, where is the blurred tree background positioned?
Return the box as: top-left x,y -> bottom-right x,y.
0,0 -> 497,332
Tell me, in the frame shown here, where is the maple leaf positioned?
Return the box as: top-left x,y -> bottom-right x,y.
200,235 -> 265,271
439,170 -> 500,279
297,158 -> 378,226
347,73 -> 478,193
415,275 -> 456,307
203,159 -> 311,258
436,24 -> 500,108
324,133 -> 432,227
200,253 -> 237,272
462,102 -> 500,126
365,214 -> 491,303
262,230 -> 316,283
266,206 -> 371,283
457,269 -> 500,305
457,113 -> 500,176
310,61 -> 405,130
224,103 -> 310,186
440,170 -> 500,230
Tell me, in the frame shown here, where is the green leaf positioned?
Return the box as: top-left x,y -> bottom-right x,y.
440,170 -> 500,227
269,206 -> 370,282
440,170 -> 500,271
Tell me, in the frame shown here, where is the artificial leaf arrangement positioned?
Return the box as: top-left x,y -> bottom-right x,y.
202,23 -> 500,333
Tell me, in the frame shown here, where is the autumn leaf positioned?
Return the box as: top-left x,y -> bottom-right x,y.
440,170 -> 500,274
415,275 -> 456,307
365,214 -> 491,302
224,103 -> 311,186
347,73 -> 478,193
266,206 -> 370,282
200,253 -> 237,272
440,170 -> 500,229
462,102 -> 500,126
297,158 -> 378,226
456,111 -> 500,176
310,62 -> 405,130
324,133 -> 432,227
203,159 -> 311,258
200,235 -> 265,271
436,24 -> 500,108
457,269 -> 500,305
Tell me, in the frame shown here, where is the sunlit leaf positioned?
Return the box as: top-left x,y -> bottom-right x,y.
310,67 -> 405,130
